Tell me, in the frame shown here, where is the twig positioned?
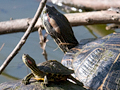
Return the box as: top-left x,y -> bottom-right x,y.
0,0 -> 47,74
0,43 -> 5,51
106,24 -> 120,30
38,27 -> 48,61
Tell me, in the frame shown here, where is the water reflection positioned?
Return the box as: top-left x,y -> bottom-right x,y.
86,24 -> 114,37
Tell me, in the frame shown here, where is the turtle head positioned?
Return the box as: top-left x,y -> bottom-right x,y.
41,5 -> 59,34
22,54 -> 44,76
41,5 -> 78,53
22,54 -> 47,83
22,54 -> 37,68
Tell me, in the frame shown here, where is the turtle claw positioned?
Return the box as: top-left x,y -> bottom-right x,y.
40,76 -> 48,88
40,82 -> 48,89
68,75 -> 84,86
22,73 -> 34,85
44,75 -> 48,85
22,79 -> 29,85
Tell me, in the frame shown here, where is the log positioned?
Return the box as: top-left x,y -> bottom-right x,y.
0,10 -> 120,34
51,0 -> 120,11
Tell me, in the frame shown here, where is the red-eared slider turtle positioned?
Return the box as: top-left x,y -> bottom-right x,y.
41,5 -> 120,90
22,54 -> 83,86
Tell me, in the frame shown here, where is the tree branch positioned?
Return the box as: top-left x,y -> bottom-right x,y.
106,24 -> 120,30
0,18 -> 42,34
51,0 -> 120,10
38,27 -> 48,61
0,9 -> 120,34
65,9 -> 120,26
0,0 -> 47,74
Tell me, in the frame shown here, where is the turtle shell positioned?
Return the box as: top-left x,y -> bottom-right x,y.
37,60 -> 74,75
62,33 -> 120,90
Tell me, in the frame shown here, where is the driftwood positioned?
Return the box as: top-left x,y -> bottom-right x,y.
51,0 -> 120,11
0,9 -> 120,35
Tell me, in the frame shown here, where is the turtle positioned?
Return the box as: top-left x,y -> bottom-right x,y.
22,54 -> 83,86
41,5 -> 120,90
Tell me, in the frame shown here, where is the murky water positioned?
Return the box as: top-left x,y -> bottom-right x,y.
0,0 -> 118,84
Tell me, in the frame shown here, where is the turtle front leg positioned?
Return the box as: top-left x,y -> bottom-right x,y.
41,75 -> 48,85
44,75 -> 48,85
68,75 -> 83,86
22,73 -> 34,85
40,75 -> 48,88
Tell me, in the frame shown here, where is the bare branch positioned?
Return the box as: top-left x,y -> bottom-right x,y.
0,18 -> 43,34
0,43 -> 5,51
38,27 -> 48,61
0,0 -> 47,74
0,9 -> 120,35
65,10 -> 120,26
106,24 -> 120,30
51,0 -> 120,10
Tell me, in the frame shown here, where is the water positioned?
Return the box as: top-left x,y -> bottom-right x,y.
0,0 -> 117,84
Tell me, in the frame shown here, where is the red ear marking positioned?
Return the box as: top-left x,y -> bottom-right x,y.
47,13 -> 50,22
28,60 -> 32,64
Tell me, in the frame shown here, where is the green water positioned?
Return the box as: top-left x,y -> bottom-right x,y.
0,0 -> 117,84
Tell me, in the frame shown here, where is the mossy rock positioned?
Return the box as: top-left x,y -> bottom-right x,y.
0,79 -> 86,90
